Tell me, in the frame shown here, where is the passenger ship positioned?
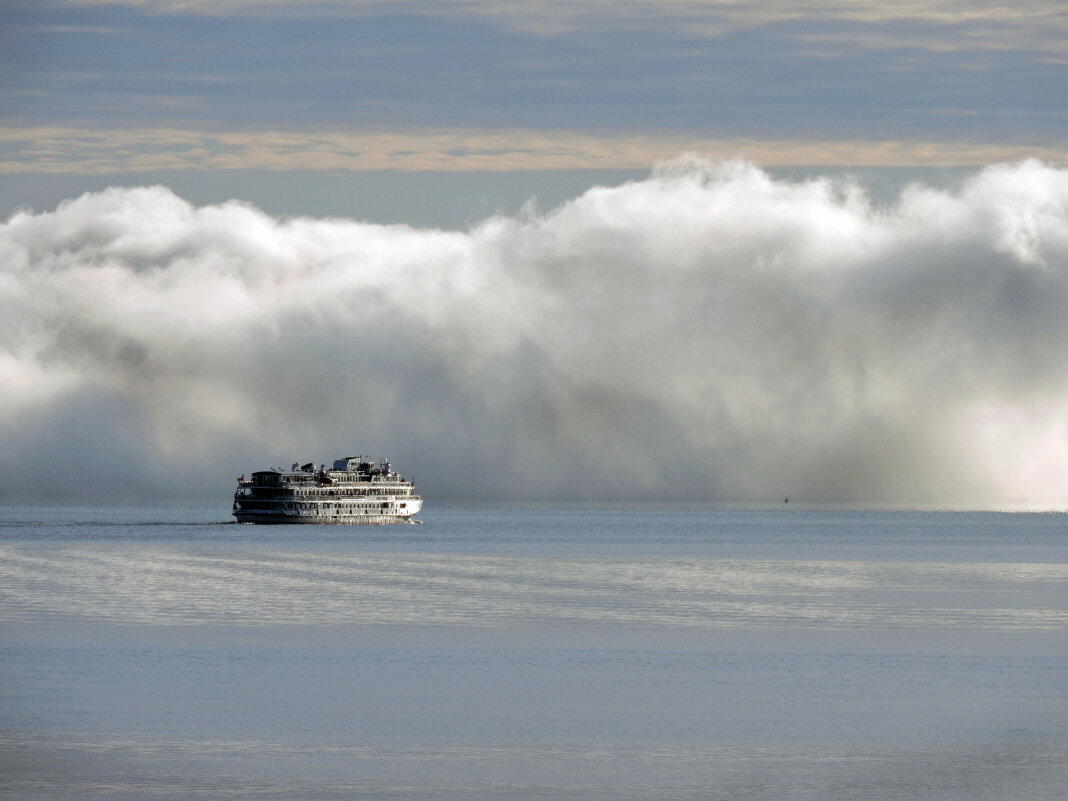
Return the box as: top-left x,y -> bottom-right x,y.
232,456 -> 422,524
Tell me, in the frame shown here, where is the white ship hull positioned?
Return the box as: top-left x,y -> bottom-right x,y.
234,498 -> 423,525
234,512 -> 420,525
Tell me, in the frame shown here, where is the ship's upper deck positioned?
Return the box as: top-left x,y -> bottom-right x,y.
243,456 -> 414,489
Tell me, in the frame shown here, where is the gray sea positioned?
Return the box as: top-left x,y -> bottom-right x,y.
1,504 -> 1067,800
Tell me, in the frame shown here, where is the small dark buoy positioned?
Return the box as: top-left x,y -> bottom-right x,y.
784,498 -> 789,503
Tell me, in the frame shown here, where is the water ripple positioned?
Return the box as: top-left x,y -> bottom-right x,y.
2,545 -> 1066,630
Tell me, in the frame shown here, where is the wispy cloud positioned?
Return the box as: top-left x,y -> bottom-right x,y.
57,1 -> 1068,52
3,160 -> 1067,504
1,126 -> 1063,173
6,2 -> 1063,152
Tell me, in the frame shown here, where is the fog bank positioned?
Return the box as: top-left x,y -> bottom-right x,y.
2,160 -> 1067,505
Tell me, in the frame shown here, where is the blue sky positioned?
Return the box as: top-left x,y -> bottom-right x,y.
2,0 -> 1066,179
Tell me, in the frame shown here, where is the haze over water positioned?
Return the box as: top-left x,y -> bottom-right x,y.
2,504 -> 1067,799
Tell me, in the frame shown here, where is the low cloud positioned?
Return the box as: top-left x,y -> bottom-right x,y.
2,160 -> 1067,505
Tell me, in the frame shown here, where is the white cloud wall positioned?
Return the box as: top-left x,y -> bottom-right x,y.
2,160 -> 1067,505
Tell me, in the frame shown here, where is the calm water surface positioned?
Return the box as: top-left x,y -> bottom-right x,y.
2,504 -> 1067,799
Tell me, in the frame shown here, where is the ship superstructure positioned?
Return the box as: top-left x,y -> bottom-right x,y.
232,456 -> 422,524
